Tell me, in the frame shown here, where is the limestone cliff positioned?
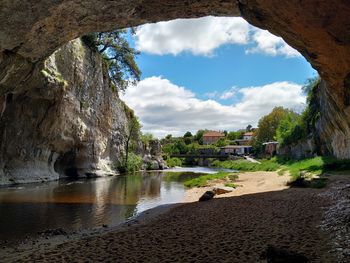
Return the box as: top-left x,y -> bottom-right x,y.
0,39 -> 133,184
1,1 -> 350,160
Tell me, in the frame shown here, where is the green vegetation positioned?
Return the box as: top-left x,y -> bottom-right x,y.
281,156 -> 324,179
166,157 -> 183,168
183,171 -> 237,188
81,29 -> 141,92
213,156 -> 350,188
211,159 -> 280,172
140,133 -> 154,145
253,106 -> 295,153
274,77 -> 321,148
41,69 -> 68,86
224,183 -> 239,188
287,174 -> 328,188
120,152 -> 143,173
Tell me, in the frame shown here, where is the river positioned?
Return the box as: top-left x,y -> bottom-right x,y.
0,167 -> 231,243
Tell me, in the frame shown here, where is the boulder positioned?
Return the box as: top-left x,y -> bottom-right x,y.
213,187 -> 234,195
199,191 -> 215,201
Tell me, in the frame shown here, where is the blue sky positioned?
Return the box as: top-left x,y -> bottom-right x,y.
122,17 -> 317,137
136,46 -> 315,104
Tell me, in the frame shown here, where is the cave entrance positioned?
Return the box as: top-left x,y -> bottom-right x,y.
54,150 -> 79,178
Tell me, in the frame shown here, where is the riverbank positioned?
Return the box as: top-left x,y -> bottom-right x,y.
3,171 -> 349,262
184,171 -> 290,202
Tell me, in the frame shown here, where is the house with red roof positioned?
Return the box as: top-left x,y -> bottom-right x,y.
203,131 -> 225,145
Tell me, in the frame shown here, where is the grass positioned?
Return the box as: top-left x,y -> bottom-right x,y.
212,156 -> 350,188
183,171 -> 238,188
224,182 -> 238,188
211,159 -> 280,172
166,156 -> 350,189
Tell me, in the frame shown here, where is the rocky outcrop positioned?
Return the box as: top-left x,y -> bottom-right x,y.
278,139 -> 317,160
0,1 -> 350,160
141,140 -> 167,170
0,39 -> 132,185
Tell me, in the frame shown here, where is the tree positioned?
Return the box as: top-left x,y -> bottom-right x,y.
124,117 -> 141,171
216,138 -> 227,147
254,107 -> 293,150
141,133 -> 154,146
81,29 -> 141,92
246,124 -> 252,132
184,137 -> 192,145
227,131 -> 237,140
276,111 -> 302,146
165,134 -> 172,140
183,131 -> 193,138
302,75 -> 320,95
194,130 -> 205,145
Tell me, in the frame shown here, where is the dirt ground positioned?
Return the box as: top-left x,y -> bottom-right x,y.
6,171 -> 344,262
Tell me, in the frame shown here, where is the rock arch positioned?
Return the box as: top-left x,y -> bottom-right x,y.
0,0 -> 350,164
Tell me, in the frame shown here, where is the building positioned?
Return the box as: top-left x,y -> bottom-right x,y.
243,132 -> 254,141
262,141 -> 279,156
202,131 -> 225,145
233,132 -> 255,145
220,145 -> 253,156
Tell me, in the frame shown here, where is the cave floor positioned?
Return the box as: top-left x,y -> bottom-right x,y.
5,174 -> 350,262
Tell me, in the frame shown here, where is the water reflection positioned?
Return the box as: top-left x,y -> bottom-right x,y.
0,171 -> 184,241
0,167 -> 232,242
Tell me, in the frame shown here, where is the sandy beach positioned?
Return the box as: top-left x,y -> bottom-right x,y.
2,171 -> 349,262
184,171 -> 290,202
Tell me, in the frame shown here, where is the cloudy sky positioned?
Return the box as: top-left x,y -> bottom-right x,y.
121,17 -> 316,137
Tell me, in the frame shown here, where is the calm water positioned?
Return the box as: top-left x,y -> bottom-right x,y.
0,167 -> 225,242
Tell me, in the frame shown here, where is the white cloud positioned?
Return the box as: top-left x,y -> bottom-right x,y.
135,16 -> 300,57
121,77 -> 305,137
220,88 -> 237,100
246,30 -> 301,58
135,17 -> 250,56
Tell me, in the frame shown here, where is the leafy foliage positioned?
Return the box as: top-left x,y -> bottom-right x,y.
124,152 -> 143,173
141,133 -> 154,146
81,29 -> 141,91
254,107 -> 294,152
275,76 -> 321,148
166,157 -> 183,167
216,138 -> 227,147
183,131 -> 193,138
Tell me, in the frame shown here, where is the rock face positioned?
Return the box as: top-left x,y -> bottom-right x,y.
0,1 -> 350,163
0,39 -> 132,184
1,1 -> 350,160
141,140 -> 168,170
278,139 -> 317,160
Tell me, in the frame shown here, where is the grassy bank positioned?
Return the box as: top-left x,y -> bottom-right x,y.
183,172 -> 238,188
166,156 -> 350,189
211,159 -> 280,172
212,156 -> 350,182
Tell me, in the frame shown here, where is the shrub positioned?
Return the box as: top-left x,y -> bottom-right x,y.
118,152 -> 143,173
166,157 -> 182,168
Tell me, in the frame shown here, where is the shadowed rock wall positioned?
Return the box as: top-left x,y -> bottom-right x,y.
0,39 -> 131,184
0,0 -> 350,177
